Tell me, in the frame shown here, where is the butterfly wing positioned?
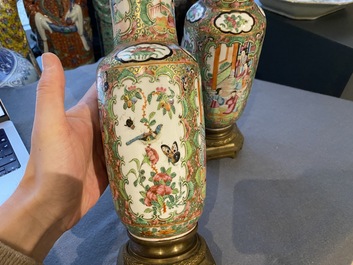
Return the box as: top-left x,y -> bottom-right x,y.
172,142 -> 180,164
161,144 -> 172,158
171,141 -> 178,153
162,142 -> 180,164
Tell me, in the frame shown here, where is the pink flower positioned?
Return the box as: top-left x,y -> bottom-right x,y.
144,185 -> 158,206
153,172 -> 172,183
145,146 -> 159,165
157,184 -> 172,195
128,85 -> 137,91
156,87 -> 166,93
144,185 -> 172,206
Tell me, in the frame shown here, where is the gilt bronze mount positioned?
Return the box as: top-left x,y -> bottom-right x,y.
117,225 -> 215,265
206,123 -> 244,160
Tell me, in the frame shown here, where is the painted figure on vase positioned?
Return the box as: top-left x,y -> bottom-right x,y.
23,0 -> 94,69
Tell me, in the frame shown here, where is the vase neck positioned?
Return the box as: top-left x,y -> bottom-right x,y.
111,0 -> 178,46
204,0 -> 253,8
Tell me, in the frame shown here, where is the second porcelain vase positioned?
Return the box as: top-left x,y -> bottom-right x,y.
182,0 -> 266,159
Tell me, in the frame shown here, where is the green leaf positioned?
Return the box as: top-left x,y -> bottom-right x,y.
187,182 -> 195,200
152,201 -> 160,208
157,195 -> 164,208
157,94 -> 163,101
150,120 -> 156,126
183,141 -> 193,162
136,217 -> 148,224
195,167 -> 203,186
168,195 -> 175,204
133,179 -> 138,187
147,93 -> 153,104
149,112 -> 156,119
129,158 -> 141,169
144,208 -> 153,213
166,167 -> 172,175
181,99 -> 188,118
126,168 -> 137,177
140,117 -> 149,123
135,92 -> 142,99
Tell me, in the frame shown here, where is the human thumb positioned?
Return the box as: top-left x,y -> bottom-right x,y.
34,53 -> 66,128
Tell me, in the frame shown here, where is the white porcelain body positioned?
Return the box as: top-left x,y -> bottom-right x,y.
97,0 -> 206,240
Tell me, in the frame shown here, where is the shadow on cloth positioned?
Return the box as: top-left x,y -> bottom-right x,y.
233,169 -> 353,265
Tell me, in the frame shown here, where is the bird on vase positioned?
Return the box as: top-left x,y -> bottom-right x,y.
126,124 -> 163,146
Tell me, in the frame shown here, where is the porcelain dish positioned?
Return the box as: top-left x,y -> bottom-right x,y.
257,0 -> 353,20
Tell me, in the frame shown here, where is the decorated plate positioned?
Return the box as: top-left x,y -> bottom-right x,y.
256,0 -> 353,20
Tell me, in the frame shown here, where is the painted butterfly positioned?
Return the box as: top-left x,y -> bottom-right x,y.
161,141 -> 180,164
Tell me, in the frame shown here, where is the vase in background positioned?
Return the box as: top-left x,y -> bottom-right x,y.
0,47 -> 39,88
92,0 -> 198,57
23,0 -> 94,69
92,0 -> 114,56
174,0 -> 197,43
96,0 -> 214,264
182,0 -> 266,160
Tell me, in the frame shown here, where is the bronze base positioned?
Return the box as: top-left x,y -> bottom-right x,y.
117,226 -> 215,265
206,123 -> 244,160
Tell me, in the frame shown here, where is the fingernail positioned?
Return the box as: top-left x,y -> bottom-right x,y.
41,53 -> 51,71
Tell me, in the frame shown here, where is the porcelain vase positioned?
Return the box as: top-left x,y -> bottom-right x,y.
0,47 -> 39,88
96,0 -> 214,263
182,0 -> 266,159
92,0 -> 197,56
92,0 -> 114,56
23,0 -> 94,69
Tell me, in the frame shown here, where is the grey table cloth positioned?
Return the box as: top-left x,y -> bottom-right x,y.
1,61 -> 353,265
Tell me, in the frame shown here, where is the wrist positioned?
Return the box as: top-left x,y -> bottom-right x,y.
0,176 -> 64,262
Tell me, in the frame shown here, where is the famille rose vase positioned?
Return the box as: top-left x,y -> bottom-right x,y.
91,0 -> 197,56
182,0 -> 266,159
96,1 -> 212,263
